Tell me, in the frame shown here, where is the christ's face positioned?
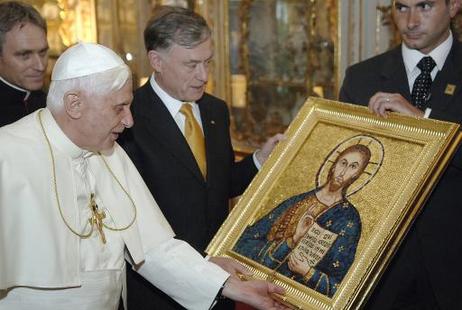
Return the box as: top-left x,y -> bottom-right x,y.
329,150 -> 368,192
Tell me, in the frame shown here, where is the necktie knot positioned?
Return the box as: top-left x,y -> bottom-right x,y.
417,56 -> 436,73
180,103 -> 194,117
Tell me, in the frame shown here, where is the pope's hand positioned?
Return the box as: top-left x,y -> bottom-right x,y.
222,277 -> 289,310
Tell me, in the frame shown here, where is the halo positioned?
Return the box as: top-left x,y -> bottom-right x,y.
315,134 -> 385,197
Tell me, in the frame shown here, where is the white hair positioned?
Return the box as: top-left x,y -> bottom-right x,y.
47,64 -> 131,111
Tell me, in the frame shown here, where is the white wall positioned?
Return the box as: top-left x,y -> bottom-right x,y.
338,0 -> 394,88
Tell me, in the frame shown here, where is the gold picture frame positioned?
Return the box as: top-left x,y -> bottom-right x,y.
207,97 -> 461,309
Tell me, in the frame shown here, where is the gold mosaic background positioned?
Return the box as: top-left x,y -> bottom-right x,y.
251,122 -> 423,259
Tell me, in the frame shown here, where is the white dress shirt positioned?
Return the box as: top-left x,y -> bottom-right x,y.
150,75 -> 204,134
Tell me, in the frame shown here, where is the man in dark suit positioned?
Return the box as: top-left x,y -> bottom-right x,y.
0,1 -> 48,127
339,0 -> 462,309
120,6 -> 282,310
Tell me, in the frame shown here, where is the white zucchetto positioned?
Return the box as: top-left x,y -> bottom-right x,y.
51,42 -> 126,81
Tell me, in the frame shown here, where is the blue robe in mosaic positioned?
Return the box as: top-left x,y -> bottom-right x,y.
233,189 -> 361,297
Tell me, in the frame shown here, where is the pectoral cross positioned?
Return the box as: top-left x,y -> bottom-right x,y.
88,193 -> 107,244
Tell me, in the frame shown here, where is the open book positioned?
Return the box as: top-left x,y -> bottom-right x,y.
291,222 -> 338,267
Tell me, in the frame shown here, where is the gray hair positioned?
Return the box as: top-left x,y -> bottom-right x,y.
144,5 -> 211,52
0,1 -> 47,54
47,65 -> 131,112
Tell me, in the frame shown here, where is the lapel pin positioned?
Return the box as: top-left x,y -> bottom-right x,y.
445,84 -> 456,95
210,120 -> 215,125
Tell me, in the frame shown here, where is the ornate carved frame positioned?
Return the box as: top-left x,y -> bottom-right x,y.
207,97 -> 461,309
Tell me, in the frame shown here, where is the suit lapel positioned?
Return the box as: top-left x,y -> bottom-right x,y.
380,46 -> 411,101
197,98 -> 218,182
140,84 -> 205,183
428,41 -> 462,111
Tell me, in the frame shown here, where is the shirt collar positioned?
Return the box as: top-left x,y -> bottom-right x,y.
150,74 -> 184,118
402,31 -> 453,74
0,76 -> 31,100
40,108 -> 88,160
149,74 -> 197,117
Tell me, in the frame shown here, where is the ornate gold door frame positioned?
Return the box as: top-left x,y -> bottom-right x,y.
27,0 -> 97,56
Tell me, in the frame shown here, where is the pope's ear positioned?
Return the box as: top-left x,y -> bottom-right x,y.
147,50 -> 163,73
63,92 -> 83,119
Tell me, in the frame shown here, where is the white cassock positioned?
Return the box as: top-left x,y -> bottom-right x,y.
0,108 -> 229,310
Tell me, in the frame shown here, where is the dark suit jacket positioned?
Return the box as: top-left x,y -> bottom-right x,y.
0,78 -> 46,127
120,82 -> 257,309
339,41 -> 462,309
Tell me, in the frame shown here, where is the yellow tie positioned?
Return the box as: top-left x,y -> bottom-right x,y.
180,103 -> 207,178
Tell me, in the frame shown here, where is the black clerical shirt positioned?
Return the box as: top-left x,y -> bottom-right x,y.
0,77 -> 46,127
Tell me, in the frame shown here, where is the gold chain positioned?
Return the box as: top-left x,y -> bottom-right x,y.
98,151 -> 137,231
38,110 -> 137,239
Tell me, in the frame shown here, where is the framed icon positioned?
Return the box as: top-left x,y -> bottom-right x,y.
207,97 -> 461,309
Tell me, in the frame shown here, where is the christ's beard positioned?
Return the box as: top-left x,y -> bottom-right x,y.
328,179 -> 343,192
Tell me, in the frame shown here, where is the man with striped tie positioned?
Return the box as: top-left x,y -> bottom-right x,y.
339,0 -> 462,309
